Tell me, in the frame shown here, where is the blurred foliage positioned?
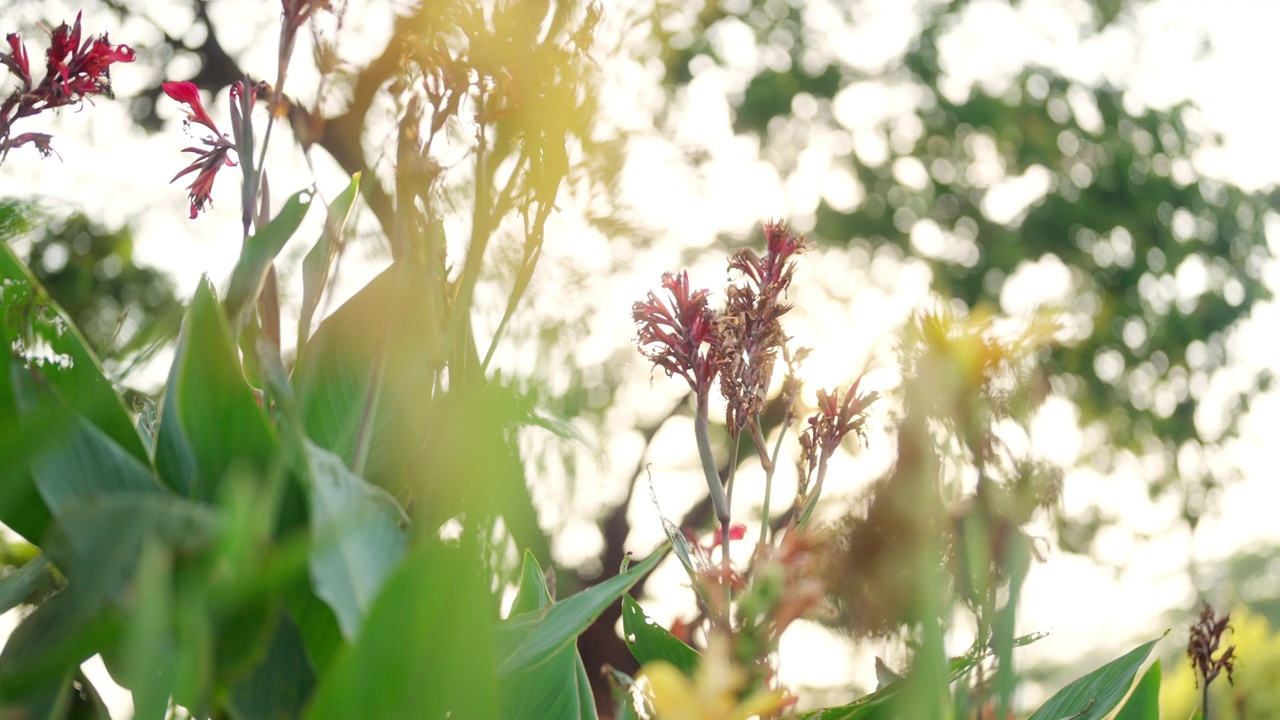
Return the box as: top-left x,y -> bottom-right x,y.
18,211 -> 181,371
645,0 -> 1274,545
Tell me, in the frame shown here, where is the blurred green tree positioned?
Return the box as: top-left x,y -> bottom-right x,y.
642,0 -> 1272,544
19,212 -> 181,371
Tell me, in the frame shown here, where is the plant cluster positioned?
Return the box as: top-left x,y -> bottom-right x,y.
0,3 -> 1244,720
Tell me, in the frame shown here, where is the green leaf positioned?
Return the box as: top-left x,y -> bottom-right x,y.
157,277 -> 277,501
500,552 -> 599,720
0,243 -> 147,463
31,412 -> 164,515
496,548 -> 666,677
0,495 -> 215,700
800,633 -> 1050,720
0,244 -> 148,542
1028,635 -> 1165,720
303,440 -> 408,641
500,643 -> 600,720
304,536 -> 498,720
510,550 -> 554,617
227,614 -> 317,720
1113,660 -> 1161,720
225,189 -> 313,328
622,594 -> 699,676
0,555 -> 51,615
121,537 -> 175,720
282,577 -> 344,676
293,263 -> 399,471
153,326 -> 198,496
0,356 -> 53,542
298,173 -> 360,354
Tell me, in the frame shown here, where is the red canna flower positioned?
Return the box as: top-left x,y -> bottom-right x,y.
633,271 -> 720,411
42,12 -> 135,102
163,81 -> 220,134
715,221 -> 810,434
162,81 -> 238,218
0,12 -> 133,162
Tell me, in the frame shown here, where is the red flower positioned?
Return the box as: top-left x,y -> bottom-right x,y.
171,141 -> 235,219
0,12 -> 133,162
798,378 -> 879,488
633,271 -> 720,409
2,33 -> 31,88
163,81 -> 237,218
710,523 -> 747,550
163,81 -> 220,134
43,12 -> 134,102
716,222 -> 810,433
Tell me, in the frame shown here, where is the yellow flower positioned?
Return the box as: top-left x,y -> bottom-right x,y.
637,634 -> 791,720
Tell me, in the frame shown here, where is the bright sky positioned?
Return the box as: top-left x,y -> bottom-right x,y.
3,0 -> 1280,715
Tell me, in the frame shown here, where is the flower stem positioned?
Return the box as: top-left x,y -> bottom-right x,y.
694,410 -> 732,616
757,413 -> 791,554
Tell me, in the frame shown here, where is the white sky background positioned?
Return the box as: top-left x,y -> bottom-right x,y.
3,0 -> 1280,715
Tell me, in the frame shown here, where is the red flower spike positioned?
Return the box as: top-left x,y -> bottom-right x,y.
1,12 -> 134,162
39,12 -> 132,102
171,143 -> 235,218
633,270 -> 720,408
3,33 -> 31,87
163,81 -> 220,133
162,80 -> 242,218
45,13 -> 83,76
716,221 -> 811,433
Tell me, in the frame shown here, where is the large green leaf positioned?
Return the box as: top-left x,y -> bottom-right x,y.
0,244 -> 147,542
297,173 -> 360,354
226,614 -> 317,720
304,536 -> 498,720
30,412 -> 165,516
622,594 -> 699,676
121,536 -> 176,720
0,494 -> 215,700
0,242 -> 147,462
0,555 -> 52,615
225,189 -> 313,328
1113,659 -> 1161,720
292,263 -> 401,473
156,277 -> 276,501
153,325 -> 198,496
282,577 -> 344,677
500,552 -> 599,720
303,440 -> 408,641
801,633 -> 1050,720
1028,635 -> 1165,720
496,548 -> 666,677
293,260 -> 550,563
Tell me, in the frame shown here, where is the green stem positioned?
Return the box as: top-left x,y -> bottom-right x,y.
694,410 -> 732,618
725,432 -> 740,510
695,411 -> 729,528
797,450 -> 832,528
757,414 -> 791,554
